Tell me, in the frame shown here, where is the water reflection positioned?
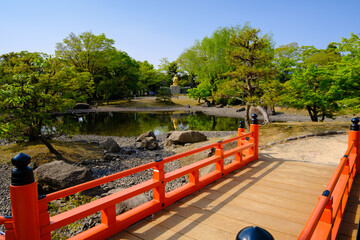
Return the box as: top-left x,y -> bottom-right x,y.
63,112 -> 243,137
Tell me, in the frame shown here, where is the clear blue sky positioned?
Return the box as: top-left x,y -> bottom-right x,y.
1,0 -> 359,68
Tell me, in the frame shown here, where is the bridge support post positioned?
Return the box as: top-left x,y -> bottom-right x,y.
349,118 -> 360,173
250,114 -> 259,160
9,153 -> 41,240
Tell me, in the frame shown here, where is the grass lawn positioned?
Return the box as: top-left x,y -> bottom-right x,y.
0,140 -> 103,164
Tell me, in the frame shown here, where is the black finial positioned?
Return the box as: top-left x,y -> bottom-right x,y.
239,120 -> 245,129
322,190 -> 330,197
236,226 -> 274,240
251,114 -> 258,125
11,153 -> 35,186
350,118 -> 359,131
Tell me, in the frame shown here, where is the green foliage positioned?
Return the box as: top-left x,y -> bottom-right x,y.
138,60 -> 166,94
48,193 -> 96,240
187,81 -> 212,102
178,26 -> 238,99
274,42 -> 300,83
225,24 -> 276,121
282,64 -> 340,121
156,88 -> 172,103
0,52 -> 93,142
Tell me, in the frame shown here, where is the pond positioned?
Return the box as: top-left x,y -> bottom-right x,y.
63,111 -> 244,137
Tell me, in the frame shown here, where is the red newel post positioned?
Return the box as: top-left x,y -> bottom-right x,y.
349,118 -> 360,173
9,153 -> 41,240
235,121 -> 245,162
250,114 -> 259,160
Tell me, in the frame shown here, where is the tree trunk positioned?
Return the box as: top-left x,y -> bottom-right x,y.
306,105 -> 318,122
245,103 -> 251,129
39,137 -> 71,163
256,106 -> 270,124
212,115 -> 217,130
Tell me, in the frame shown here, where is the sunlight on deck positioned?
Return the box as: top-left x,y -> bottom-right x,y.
109,157 -> 336,240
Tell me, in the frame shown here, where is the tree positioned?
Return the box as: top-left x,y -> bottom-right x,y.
282,64 -> 340,121
178,26 -> 237,103
333,33 -> 360,114
98,50 -> 140,103
56,31 -> 116,99
274,42 -> 300,83
226,24 -> 276,123
0,52 -> 94,160
137,61 -> 166,95
281,44 -> 342,121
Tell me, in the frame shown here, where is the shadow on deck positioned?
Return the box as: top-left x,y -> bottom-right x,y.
109,154 -> 336,240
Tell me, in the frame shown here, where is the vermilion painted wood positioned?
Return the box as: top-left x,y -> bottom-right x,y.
298,130 -> 359,240
0,124 -> 260,240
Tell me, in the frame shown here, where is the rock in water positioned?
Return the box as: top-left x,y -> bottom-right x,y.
102,138 -> 121,153
166,130 -> 207,145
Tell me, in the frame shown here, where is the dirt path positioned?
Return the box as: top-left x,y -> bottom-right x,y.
260,134 -> 349,166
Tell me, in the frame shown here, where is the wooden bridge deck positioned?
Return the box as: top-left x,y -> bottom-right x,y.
108,158 -> 338,240
338,175 -> 360,239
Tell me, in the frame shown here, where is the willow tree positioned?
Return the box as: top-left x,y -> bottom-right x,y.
226,24 -> 276,123
178,26 -> 237,103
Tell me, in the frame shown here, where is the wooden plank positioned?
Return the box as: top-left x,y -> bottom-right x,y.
192,188 -> 315,213
146,210 -> 234,240
338,175 -> 360,239
107,231 -> 142,240
205,177 -> 320,204
164,202 -> 296,240
124,217 -> 194,240
183,188 -> 311,224
177,193 -> 304,236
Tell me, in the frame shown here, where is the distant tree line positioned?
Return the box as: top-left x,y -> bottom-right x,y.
0,28 -> 359,158
177,24 -> 360,123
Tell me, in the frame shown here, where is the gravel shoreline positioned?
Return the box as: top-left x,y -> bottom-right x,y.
0,131 -> 235,235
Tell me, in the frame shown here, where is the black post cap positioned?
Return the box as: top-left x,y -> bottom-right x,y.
251,114 -> 258,125
239,120 -> 245,129
236,226 -> 274,240
350,118 -> 359,131
11,153 -> 35,186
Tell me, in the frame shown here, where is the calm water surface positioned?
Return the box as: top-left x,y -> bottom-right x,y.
63,112 -> 243,137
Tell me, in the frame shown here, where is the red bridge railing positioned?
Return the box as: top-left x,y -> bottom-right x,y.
0,115 -> 260,240
298,118 -> 360,240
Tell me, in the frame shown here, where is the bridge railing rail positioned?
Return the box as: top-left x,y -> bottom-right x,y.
298,118 -> 360,240
0,115 -> 260,240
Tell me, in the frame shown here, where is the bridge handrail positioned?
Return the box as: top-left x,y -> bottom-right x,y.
41,132 -> 253,204
0,115 -> 259,240
298,118 -> 360,240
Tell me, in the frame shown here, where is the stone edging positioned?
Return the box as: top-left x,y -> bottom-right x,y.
259,130 -> 347,150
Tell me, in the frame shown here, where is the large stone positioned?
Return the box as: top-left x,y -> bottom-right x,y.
102,138 -> 121,153
34,161 -> 101,196
141,136 -> 159,150
107,188 -> 149,215
136,131 -> 156,142
166,130 -> 207,145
